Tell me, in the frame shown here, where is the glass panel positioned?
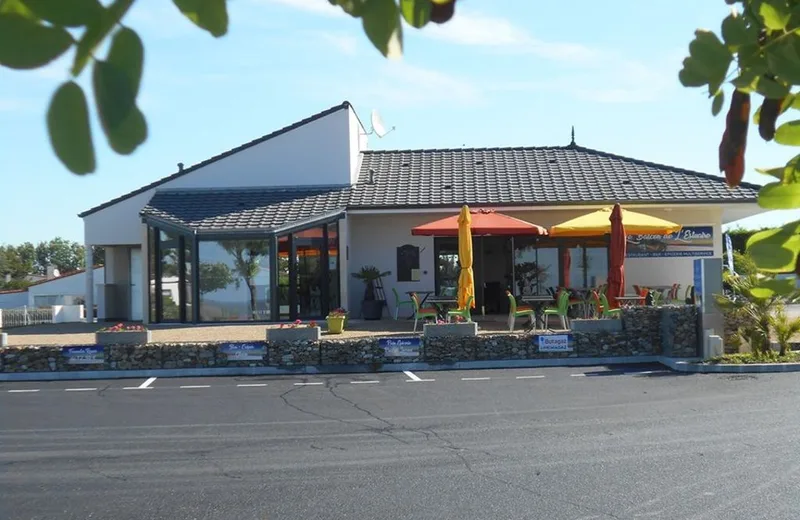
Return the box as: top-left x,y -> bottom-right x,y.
159,230 -> 180,321
585,247 -> 608,288
198,239 -> 271,321
536,248 -> 559,294
327,222 -> 340,313
130,248 -> 143,321
148,227 -> 157,322
278,236 -> 291,320
184,239 -> 193,321
566,246 -> 585,288
436,238 -> 459,296
513,238 -> 538,296
294,227 -> 324,318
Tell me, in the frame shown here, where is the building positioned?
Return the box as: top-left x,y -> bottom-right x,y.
0,266 -> 104,310
78,101 -> 763,324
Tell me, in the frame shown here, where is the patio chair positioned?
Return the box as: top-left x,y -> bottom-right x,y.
543,290 -> 570,330
447,295 -> 474,323
411,293 -> 438,332
589,290 -> 603,318
599,293 -> 622,319
392,288 -> 415,320
505,291 -> 535,332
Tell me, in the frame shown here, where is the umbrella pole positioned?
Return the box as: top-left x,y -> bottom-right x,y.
511,236 -> 515,296
481,237 -> 486,316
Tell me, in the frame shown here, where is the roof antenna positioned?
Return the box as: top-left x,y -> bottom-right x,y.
366,109 -> 395,138
570,126 -> 576,146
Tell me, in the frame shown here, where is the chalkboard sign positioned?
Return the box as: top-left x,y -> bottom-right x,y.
397,244 -> 420,282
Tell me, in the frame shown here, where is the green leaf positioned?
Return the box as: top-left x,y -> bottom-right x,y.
687,30 -> 732,93
712,89 -> 725,116
759,0 -> 792,30
756,75 -> 791,99
71,0 -> 134,76
678,57 -> 707,87
756,166 -> 783,179
766,38 -> 800,84
756,154 -> 800,181
758,181 -> 800,209
775,119 -> 800,144
747,221 -> 800,272
362,0 -> 402,58
47,81 -> 95,174
107,27 -> 143,97
0,0 -> 33,16
0,13 -> 72,69
93,60 -> 147,154
721,12 -> 755,50
400,0 -> 430,28
20,0 -> 101,27
172,0 -> 228,37
329,0 -> 367,17
750,278 -> 797,299
732,68 -> 759,90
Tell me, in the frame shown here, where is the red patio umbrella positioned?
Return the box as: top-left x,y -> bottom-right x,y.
411,209 -> 548,236
607,203 -> 626,309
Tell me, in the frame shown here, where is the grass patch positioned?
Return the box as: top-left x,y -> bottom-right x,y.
708,351 -> 800,365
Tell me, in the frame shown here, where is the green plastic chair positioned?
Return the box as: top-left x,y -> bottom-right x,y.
543,290 -> 570,330
392,288 -> 415,320
506,291 -> 536,332
447,295 -> 474,323
599,293 -> 622,318
411,293 -> 438,332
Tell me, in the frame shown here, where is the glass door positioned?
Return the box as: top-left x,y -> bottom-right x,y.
130,248 -> 143,321
278,236 -> 292,320
294,227 -> 324,318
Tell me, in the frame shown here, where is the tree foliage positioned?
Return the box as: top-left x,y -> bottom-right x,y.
0,238 -> 103,290
0,0 -> 457,175
680,0 -> 800,277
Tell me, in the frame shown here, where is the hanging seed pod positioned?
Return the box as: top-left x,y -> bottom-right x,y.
719,90 -> 750,187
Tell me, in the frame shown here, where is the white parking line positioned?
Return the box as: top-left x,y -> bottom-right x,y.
570,373 -> 586,377
8,389 -> 39,393
65,388 -> 97,392
237,383 -> 268,387
350,380 -> 380,384
122,386 -> 153,390
294,382 -> 324,386
516,375 -> 546,379
461,377 -> 491,381
139,377 -> 157,389
403,370 -> 422,381
180,385 -> 210,389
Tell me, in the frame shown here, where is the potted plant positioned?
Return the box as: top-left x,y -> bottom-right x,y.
266,320 -> 321,342
352,266 -> 390,320
95,323 -> 151,346
326,308 -> 348,334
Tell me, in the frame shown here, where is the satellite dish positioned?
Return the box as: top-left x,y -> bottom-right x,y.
368,109 -> 395,138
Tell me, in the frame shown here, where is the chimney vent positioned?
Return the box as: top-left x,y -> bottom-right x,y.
369,168 -> 375,184
178,162 -> 184,171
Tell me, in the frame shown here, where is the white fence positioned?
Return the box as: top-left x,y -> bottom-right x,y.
0,306 -> 54,329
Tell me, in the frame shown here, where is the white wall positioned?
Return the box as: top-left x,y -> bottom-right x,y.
0,291 -> 27,309
28,267 -> 104,308
83,105 -> 361,246
53,305 -> 84,323
346,205 -> 724,315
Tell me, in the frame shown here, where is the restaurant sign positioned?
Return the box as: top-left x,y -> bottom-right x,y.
219,342 -> 265,361
379,337 -> 422,357
62,346 -> 104,365
535,334 -> 574,352
626,226 -> 714,258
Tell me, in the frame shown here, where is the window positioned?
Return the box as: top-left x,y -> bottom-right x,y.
327,222 -> 340,312
294,227 -> 324,318
585,247 -> 608,288
184,238 -> 193,321
396,244 -> 420,282
159,230 -> 180,321
148,227 -> 157,322
198,239 -> 271,321
513,238 -> 557,295
435,238 -> 459,296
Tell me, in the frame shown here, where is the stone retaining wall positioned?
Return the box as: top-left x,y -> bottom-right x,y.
0,306 -> 698,373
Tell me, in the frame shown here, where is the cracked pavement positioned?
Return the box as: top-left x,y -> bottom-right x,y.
2,367 -> 800,519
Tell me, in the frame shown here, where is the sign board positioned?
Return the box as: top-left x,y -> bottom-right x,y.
379,337 -> 422,357
693,258 -> 703,306
219,342 -> 265,361
627,226 -> 714,258
62,346 -> 104,365
535,334 -> 573,352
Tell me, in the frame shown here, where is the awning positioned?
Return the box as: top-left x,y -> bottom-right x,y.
411,209 -> 548,236
549,206 -> 681,237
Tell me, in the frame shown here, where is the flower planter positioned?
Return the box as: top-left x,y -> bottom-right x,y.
0,332 -> 7,347
95,330 -> 152,346
570,319 -> 622,333
362,300 -> 384,320
267,326 -> 321,342
326,316 -> 346,334
424,322 -> 478,338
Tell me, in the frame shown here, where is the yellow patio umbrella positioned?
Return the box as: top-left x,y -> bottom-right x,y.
549,206 -> 682,237
457,205 -> 476,310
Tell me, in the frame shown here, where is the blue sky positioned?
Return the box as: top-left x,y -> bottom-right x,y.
0,0 -> 796,245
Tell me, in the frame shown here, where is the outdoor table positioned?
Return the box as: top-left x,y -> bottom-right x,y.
520,295 -> 554,329
407,290 -> 434,319
615,295 -> 645,307
426,296 -> 459,320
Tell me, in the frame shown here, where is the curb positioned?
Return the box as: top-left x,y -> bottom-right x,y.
663,358 -> 800,373
0,355 -> 667,382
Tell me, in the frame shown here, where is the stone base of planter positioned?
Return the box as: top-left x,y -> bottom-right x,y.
424,322 -> 478,338
570,319 -> 622,333
95,330 -> 151,346
0,333 -> 7,347
267,327 -> 321,342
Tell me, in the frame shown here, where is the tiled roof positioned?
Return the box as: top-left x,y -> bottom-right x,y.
348,145 -> 760,208
141,187 -> 350,233
78,101 -> 354,218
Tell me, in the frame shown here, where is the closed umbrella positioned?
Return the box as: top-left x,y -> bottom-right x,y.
561,248 -> 571,288
607,204 -> 626,309
457,205 -> 475,310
